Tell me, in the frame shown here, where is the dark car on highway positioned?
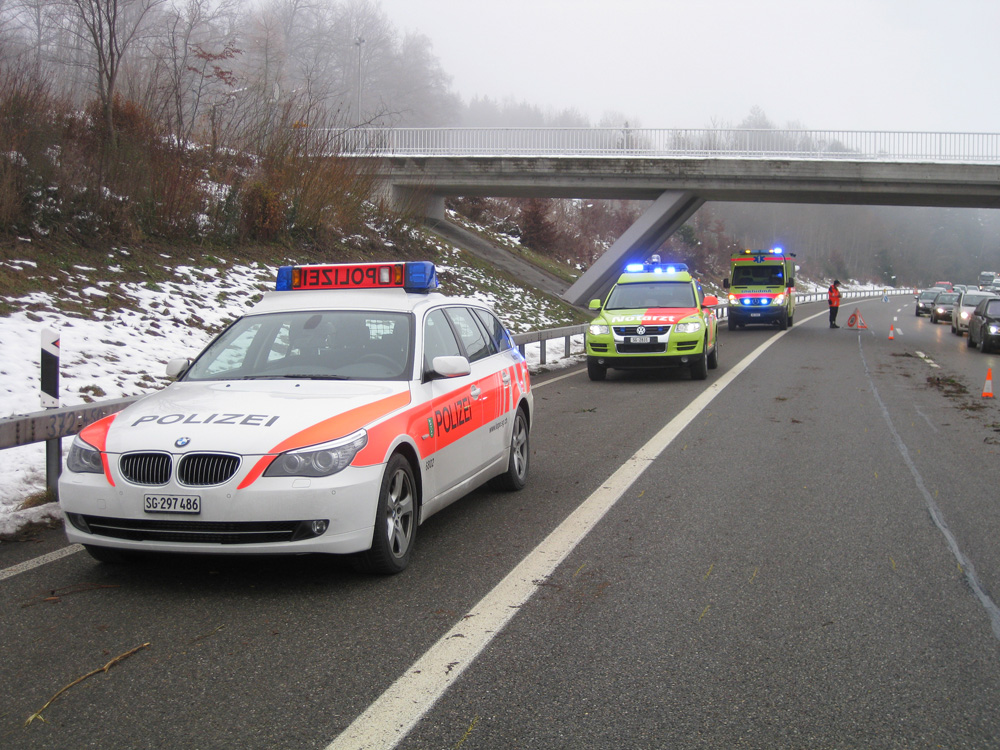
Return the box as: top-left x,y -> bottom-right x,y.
930,292 -> 960,324
967,296 -> 1000,353
915,289 -> 941,317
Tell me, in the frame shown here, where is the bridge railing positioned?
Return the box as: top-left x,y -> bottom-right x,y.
340,127 -> 1000,163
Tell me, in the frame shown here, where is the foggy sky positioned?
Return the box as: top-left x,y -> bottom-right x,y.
378,0 -> 1000,133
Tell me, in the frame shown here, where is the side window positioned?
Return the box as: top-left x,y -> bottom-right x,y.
473,308 -> 513,353
423,309 -> 462,373
445,307 -> 494,363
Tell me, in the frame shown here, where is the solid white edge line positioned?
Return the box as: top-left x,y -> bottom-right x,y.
0,544 -> 83,581
325,312 -> 825,750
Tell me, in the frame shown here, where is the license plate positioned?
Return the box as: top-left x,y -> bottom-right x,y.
144,494 -> 201,514
627,336 -> 651,343
750,313 -> 761,317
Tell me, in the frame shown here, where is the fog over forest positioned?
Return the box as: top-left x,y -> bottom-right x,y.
1,0 -> 997,285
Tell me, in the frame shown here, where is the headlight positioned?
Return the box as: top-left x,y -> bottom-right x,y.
674,320 -> 702,334
961,311 -> 970,320
67,436 -> 104,474
774,294 -> 785,305
727,294 -> 739,305
264,430 -> 368,478
588,323 -> 610,336
936,307 -> 945,314
989,325 -> 1000,335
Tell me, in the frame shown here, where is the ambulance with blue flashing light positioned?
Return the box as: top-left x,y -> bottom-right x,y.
584,261 -> 720,381
723,248 -> 797,330
59,261 -> 532,575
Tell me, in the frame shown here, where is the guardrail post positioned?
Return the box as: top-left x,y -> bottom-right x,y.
41,328 -> 62,500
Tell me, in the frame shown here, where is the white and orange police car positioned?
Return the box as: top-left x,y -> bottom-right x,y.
60,261 -> 532,574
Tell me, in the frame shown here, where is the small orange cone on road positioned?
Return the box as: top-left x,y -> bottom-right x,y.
984,368 -> 995,399
889,324 -> 895,340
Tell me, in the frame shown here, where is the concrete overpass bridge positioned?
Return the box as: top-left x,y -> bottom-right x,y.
344,127 -> 1000,305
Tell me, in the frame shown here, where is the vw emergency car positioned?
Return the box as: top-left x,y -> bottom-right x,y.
723,248 -> 796,330
585,262 -> 719,381
59,261 -> 533,574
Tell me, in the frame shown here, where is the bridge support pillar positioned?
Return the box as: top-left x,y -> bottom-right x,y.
562,190 -> 705,307
387,185 -> 446,221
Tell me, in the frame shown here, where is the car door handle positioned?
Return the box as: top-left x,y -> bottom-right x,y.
501,370 -> 510,384
470,385 -> 481,400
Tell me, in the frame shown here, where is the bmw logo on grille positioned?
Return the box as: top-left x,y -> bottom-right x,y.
175,437 -> 191,448
636,325 -> 646,335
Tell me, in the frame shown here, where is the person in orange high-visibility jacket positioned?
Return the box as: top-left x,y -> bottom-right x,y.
828,279 -> 842,328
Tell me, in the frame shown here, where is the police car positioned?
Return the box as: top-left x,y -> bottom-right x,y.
585,262 -> 719,381
59,261 -> 533,574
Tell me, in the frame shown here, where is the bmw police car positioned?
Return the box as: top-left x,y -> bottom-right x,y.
59,261 -> 532,574
585,262 -> 719,381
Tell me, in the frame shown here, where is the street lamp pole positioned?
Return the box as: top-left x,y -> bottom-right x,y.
354,36 -> 365,126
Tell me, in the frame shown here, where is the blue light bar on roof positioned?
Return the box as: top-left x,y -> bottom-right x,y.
625,262 -> 688,274
275,261 -> 438,292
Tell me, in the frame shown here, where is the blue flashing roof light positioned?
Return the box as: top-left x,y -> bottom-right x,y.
403,261 -> 438,291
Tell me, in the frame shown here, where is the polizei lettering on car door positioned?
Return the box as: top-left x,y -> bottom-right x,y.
435,396 -> 473,435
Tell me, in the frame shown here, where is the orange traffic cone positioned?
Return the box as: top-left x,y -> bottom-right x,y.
889,324 -> 894,340
984,368 -> 995,399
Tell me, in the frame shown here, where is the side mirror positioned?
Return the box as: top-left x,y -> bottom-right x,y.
787,276 -> 795,287
722,279 -> 730,289
165,358 -> 191,379
431,355 -> 471,379
588,299 -> 602,311
702,294 -> 719,307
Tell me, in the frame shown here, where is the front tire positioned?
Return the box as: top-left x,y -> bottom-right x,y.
353,454 -> 416,575
491,407 -> 529,491
587,358 -> 607,381
707,339 -> 719,370
690,351 -> 708,380
981,333 -> 993,354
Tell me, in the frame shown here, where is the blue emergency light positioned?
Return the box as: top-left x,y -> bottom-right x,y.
625,262 -> 688,274
275,261 -> 438,292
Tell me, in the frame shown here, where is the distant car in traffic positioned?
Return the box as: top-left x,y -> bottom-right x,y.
933,281 -> 953,291
967,296 -> 1000,353
930,292 -> 959,324
953,290 -> 994,335
915,289 -> 941,317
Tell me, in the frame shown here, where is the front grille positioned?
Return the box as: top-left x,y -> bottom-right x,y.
80,515 -> 301,545
613,325 -> 671,335
119,453 -> 171,486
178,453 -> 241,486
616,343 -> 667,353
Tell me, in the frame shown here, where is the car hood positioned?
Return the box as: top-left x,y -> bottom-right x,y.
600,307 -> 702,325
84,380 -> 411,456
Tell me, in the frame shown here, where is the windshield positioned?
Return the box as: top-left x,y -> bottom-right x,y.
963,293 -> 991,307
605,281 -> 696,310
185,310 -> 413,381
936,293 -> 959,304
731,265 -> 785,286
919,291 -> 939,301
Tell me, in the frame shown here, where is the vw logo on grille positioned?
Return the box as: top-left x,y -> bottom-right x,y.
175,437 -> 191,448
636,325 -> 646,335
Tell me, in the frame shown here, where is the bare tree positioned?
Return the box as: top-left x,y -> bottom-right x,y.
61,0 -> 166,138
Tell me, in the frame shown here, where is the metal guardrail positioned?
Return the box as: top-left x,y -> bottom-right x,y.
0,289 -> 907,451
340,127 -> 1000,163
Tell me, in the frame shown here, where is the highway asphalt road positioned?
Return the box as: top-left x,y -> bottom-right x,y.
2,297 -> 999,749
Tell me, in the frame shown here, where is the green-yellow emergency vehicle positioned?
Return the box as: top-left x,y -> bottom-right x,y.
585,262 -> 719,381
723,248 -> 796,330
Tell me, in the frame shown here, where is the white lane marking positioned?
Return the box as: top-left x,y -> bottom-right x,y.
0,544 -> 83,582
325,309 -> 829,750
858,337 -> 1000,640
914,350 -> 941,369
